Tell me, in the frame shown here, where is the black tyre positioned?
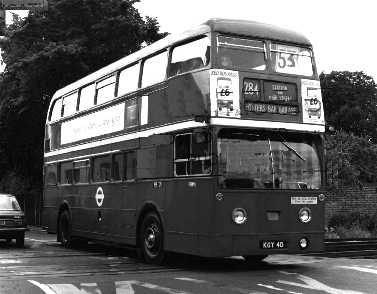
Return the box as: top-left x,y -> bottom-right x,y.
139,212 -> 165,264
16,232 -> 25,247
58,210 -> 72,248
244,255 -> 268,264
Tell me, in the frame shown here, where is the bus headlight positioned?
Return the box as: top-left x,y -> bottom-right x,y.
232,208 -> 247,225
298,207 -> 311,223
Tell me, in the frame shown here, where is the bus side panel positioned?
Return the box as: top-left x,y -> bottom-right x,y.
166,71 -> 210,122
42,186 -> 60,233
90,182 -> 135,244
164,178 -> 214,256
75,183 -> 107,241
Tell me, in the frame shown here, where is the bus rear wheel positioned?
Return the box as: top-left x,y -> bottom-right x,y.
58,210 -> 72,248
139,212 -> 165,264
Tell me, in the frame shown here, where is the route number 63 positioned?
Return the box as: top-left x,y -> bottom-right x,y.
278,53 -> 297,68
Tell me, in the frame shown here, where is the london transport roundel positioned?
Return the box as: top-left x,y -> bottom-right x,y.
95,187 -> 104,207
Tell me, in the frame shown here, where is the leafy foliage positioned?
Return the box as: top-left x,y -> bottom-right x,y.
328,211 -> 377,239
0,0 -> 165,198
320,71 -> 377,141
326,131 -> 377,186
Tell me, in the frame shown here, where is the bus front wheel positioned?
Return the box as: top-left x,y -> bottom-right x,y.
58,210 -> 72,248
139,212 -> 165,264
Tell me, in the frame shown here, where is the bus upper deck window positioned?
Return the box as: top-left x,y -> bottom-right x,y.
169,36 -> 210,77
141,51 -> 168,88
62,91 -> 79,117
49,98 -> 62,121
118,63 -> 140,97
79,83 -> 95,111
96,75 -> 116,105
217,35 -> 266,71
270,43 -> 313,76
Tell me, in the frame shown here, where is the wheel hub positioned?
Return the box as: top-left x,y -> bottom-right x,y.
145,227 -> 157,249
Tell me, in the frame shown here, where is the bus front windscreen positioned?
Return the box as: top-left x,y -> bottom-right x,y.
217,130 -> 322,189
217,35 -> 266,71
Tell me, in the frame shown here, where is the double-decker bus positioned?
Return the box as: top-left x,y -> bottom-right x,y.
42,19 -> 326,264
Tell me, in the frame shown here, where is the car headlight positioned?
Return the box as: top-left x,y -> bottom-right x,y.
232,208 -> 247,225
298,207 -> 311,223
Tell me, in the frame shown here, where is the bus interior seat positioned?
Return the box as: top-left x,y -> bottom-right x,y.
182,57 -> 204,72
170,58 -> 204,77
169,62 -> 182,76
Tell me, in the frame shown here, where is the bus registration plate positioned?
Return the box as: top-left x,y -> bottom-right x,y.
260,240 -> 287,249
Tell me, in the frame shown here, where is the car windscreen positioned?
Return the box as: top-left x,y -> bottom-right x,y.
0,196 -> 21,211
217,130 -> 322,189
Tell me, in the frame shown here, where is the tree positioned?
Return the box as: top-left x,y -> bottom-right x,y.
0,0 -> 166,207
320,71 -> 377,141
326,131 -> 377,187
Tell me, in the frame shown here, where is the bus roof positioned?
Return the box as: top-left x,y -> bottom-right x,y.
205,18 -> 311,46
51,19 -> 311,100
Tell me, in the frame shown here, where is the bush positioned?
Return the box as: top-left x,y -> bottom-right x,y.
336,225 -> 372,239
328,212 -> 377,239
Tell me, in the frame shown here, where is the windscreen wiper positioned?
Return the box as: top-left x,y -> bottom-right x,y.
278,135 -> 306,162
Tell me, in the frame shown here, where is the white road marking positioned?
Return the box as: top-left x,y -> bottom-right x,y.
29,280 -> 193,294
277,271 -> 366,294
175,276 -> 268,294
258,283 -> 303,294
79,283 -> 102,294
0,259 -> 21,264
115,281 -> 135,294
175,277 -> 207,283
338,266 -> 377,275
25,237 -> 57,243
28,280 -> 57,294
257,283 -> 286,291
129,281 -> 193,294
267,255 -> 322,265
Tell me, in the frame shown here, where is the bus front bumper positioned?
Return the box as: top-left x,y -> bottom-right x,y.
197,232 -> 324,258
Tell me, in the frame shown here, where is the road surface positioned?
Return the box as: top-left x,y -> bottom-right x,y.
0,227 -> 376,294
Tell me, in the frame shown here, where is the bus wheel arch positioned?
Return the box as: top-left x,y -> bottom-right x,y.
136,204 -> 165,264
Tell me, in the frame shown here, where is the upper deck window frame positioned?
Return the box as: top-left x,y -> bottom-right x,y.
95,74 -> 117,105
117,62 -> 141,97
61,91 -> 79,118
78,83 -> 96,112
168,35 -> 211,77
141,50 -> 169,88
49,97 -> 62,122
216,34 -> 267,71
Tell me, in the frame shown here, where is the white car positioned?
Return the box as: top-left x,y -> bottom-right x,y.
0,194 -> 28,247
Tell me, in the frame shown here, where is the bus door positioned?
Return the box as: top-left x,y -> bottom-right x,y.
164,131 -> 212,255
89,155 -> 114,240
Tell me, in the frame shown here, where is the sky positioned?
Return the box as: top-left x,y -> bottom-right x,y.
135,0 -> 377,81
5,10 -> 29,26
